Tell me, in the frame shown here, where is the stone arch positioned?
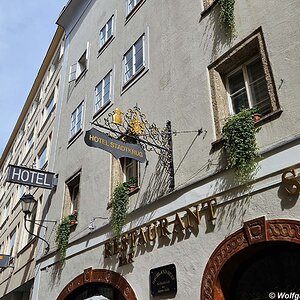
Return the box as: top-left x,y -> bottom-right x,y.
200,217 -> 300,300
57,268 -> 137,300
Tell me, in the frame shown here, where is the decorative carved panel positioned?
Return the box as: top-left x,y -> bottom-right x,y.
201,218 -> 300,300
57,268 -> 137,300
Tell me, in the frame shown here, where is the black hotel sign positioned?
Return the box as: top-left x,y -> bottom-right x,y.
150,264 -> 177,297
6,165 -> 55,189
84,128 -> 146,163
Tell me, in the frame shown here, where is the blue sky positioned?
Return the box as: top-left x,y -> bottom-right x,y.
0,0 -> 67,156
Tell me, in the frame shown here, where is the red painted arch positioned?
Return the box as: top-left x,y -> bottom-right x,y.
200,217 -> 300,300
57,268 -> 137,300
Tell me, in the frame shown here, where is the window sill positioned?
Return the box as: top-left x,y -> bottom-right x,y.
121,66 -> 148,94
98,36 -> 115,57
74,68 -> 88,85
68,129 -> 83,148
211,108 -> 283,151
200,0 -> 219,19
128,186 -> 140,196
93,101 -> 113,121
125,0 -> 146,24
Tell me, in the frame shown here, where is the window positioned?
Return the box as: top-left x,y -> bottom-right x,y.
95,71 -> 112,113
100,16 -> 114,49
127,0 -> 142,15
123,35 -> 145,84
38,144 -> 47,169
63,172 -> 80,216
26,130 -> 34,152
208,28 -> 280,139
70,102 -> 84,139
9,228 -> 16,256
69,43 -> 90,82
121,158 -> 139,187
46,92 -> 55,116
226,57 -> 270,115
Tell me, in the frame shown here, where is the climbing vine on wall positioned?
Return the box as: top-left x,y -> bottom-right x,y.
219,0 -> 236,37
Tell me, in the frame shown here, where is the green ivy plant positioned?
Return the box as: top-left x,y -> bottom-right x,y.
110,183 -> 130,236
222,108 -> 260,183
55,216 -> 71,262
219,0 -> 236,37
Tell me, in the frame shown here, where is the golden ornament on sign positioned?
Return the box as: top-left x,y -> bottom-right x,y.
113,107 -> 123,125
129,113 -> 145,135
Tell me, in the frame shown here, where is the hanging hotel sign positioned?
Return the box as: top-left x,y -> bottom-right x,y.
150,264 -> 177,296
84,128 -> 146,163
6,165 -> 56,189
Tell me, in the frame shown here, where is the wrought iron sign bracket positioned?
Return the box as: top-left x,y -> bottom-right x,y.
91,105 -> 175,191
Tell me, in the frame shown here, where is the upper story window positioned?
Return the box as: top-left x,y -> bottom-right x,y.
95,71 -> 112,114
226,56 -> 271,115
63,172 -> 80,216
46,92 -> 55,116
122,158 -> 139,188
38,143 -> 47,169
208,28 -> 280,139
70,102 -> 84,139
26,130 -> 34,152
123,35 -> 145,85
127,0 -> 142,16
9,228 -> 17,256
100,16 -> 114,49
69,43 -> 90,82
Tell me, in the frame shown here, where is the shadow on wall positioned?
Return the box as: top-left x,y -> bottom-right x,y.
199,2 -> 234,62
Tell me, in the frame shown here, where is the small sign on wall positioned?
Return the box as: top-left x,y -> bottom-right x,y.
150,264 -> 177,297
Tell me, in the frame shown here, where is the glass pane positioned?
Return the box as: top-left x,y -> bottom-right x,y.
103,75 -> 110,104
107,18 -> 112,39
231,88 -> 249,114
100,29 -> 105,47
124,50 -> 133,81
128,0 -> 134,13
95,82 -> 102,111
249,77 -> 270,114
247,58 -> 264,83
228,69 -> 245,94
135,47 -> 143,71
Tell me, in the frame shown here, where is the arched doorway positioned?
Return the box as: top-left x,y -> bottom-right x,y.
57,268 -> 137,300
201,217 -> 300,300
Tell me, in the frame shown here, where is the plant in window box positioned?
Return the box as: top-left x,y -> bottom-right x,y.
69,209 -> 78,226
127,177 -> 137,192
222,108 -> 260,183
110,183 -> 130,236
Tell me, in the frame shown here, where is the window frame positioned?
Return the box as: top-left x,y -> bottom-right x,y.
208,28 -> 280,139
69,101 -> 85,140
99,16 -> 114,50
95,71 -> 112,114
123,35 -> 145,86
225,55 -> 270,115
126,0 -> 143,16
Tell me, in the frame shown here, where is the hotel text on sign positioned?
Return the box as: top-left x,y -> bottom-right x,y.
6,165 -> 55,189
84,128 -> 146,163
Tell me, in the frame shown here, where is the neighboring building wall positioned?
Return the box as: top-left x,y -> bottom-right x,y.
13,0 -> 300,299
0,27 -> 64,299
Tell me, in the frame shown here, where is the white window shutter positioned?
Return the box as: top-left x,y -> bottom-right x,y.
85,42 -> 90,69
69,63 -> 77,82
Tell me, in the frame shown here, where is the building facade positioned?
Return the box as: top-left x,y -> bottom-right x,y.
1,0 -> 300,299
0,27 -> 64,299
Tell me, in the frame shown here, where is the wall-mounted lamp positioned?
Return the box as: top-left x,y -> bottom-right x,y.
20,193 -> 50,254
20,193 -> 37,215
